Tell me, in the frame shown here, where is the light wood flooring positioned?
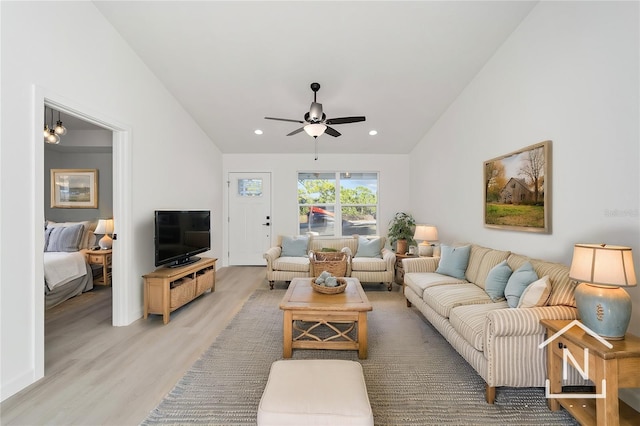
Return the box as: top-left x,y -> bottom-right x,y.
1,266 -> 267,425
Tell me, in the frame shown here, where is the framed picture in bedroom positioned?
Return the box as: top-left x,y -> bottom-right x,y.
51,169 -> 98,209
484,140 -> 551,233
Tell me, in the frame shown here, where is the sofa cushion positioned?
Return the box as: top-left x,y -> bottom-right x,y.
423,283 -> 493,318
281,236 -> 309,257
517,275 -> 551,308
465,244 -> 510,288
309,236 -> 358,254
355,237 -> 382,258
450,302 -> 509,351
351,257 -> 386,272
484,260 -> 512,302
436,245 -> 471,280
531,260 -> 576,308
404,272 -> 467,299
504,261 -> 538,308
472,249 -> 511,289
273,256 -> 310,273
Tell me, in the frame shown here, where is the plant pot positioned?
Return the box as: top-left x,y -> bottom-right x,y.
396,239 -> 408,255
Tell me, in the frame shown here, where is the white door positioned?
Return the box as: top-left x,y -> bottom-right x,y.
228,172 -> 272,265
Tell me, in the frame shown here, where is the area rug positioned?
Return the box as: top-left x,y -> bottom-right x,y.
142,286 -> 578,425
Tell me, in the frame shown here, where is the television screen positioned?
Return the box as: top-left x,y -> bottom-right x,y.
155,210 -> 211,267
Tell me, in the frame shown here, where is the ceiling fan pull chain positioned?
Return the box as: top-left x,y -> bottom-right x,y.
314,139 -> 318,161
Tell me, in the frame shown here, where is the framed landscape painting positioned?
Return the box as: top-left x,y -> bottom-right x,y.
484,141 -> 551,233
51,169 -> 98,208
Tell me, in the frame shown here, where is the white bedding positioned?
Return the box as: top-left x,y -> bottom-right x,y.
44,251 -> 88,290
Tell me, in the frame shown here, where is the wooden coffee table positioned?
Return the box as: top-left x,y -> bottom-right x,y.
279,277 -> 373,359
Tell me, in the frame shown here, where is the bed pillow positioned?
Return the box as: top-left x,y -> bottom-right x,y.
435,244 -> 471,280
517,275 -> 552,308
484,260 -> 512,302
47,220 -> 95,249
504,261 -> 539,308
281,236 -> 309,257
45,223 -> 85,252
355,237 -> 382,258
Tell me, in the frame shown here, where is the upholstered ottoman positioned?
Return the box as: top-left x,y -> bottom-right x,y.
257,359 -> 374,426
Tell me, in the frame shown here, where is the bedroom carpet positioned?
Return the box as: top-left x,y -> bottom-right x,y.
141,285 -> 578,425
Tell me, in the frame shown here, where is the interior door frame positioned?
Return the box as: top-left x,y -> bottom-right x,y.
32,86 -> 133,381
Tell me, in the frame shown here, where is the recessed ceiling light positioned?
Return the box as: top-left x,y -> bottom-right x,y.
369,130 -> 378,136
254,129 -> 263,135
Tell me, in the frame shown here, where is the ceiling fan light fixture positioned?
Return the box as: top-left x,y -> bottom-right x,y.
304,123 -> 326,138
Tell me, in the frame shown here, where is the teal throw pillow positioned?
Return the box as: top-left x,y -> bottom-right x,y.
504,261 -> 539,308
355,237 -> 382,258
484,260 -> 512,302
280,236 -> 309,257
435,245 -> 471,280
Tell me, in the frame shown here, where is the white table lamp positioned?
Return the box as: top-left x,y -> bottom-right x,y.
413,225 -> 438,257
95,219 -> 114,250
569,243 -> 637,340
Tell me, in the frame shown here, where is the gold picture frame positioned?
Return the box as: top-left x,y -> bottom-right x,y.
51,169 -> 98,209
484,141 -> 551,233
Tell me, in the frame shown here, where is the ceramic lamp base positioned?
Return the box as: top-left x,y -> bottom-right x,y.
575,282 -> 631,340
418,243 -> 433,257
98,235 -> 113,250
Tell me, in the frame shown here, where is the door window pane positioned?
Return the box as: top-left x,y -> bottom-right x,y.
238,179 -> 263,197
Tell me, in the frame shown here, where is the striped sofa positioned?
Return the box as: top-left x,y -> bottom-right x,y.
264,235 -> 396,290
402,244 -> 583,404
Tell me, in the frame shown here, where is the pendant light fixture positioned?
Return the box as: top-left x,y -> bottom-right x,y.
54,110 -> 67,136
43,106 -> 61,144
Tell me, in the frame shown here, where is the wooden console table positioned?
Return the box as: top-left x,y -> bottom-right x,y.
143,257 -> 216,324
541,319 -> 640,425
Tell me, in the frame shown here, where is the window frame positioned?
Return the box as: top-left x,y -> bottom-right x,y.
297,171 -> 379,237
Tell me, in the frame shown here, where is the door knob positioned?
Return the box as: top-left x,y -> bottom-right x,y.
262,222 -> 270,226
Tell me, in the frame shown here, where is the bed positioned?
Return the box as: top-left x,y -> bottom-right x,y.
44,220 -> 100,309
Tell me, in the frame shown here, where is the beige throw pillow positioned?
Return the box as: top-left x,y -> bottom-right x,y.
517,275 -> 551,308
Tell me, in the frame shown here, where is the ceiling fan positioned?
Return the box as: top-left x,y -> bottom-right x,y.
265,82 -> 366,139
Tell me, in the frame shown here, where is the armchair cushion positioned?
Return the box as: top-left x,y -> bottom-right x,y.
355,236 -> 382,258
281,236 -> 309,257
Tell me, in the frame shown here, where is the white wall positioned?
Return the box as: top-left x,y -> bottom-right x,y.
0,2 -> 223,400
222,153 -> 411,266
409,0 -> 640,406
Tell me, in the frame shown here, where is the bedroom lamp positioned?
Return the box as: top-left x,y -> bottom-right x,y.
95,219 -> 114,250
413,225 -> 438,257
569,243 -> 637,340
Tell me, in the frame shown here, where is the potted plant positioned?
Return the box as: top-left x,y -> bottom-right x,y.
387,212 -> 416,254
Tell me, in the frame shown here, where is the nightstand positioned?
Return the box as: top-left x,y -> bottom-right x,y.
86,249 -> 112,285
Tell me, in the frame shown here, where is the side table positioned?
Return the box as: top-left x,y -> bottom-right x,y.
394,253 -> 418,285
540,319 -> 640,425
86,249 -> 112,286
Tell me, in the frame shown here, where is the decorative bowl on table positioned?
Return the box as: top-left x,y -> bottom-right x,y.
311,277 -> 347,294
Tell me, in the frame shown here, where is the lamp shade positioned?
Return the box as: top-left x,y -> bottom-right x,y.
95,219 -> 114,235
304,123 -> 326,138
413,225 -> 438,242
569,244 -> 636,287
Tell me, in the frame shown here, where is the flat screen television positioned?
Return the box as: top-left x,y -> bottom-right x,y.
155,210 -> 211,267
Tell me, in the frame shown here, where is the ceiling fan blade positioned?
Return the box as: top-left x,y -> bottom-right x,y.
287,127 -> 305,136
325,116 -> 366,125
324,126 -> 341,137
265,117 -> 304,124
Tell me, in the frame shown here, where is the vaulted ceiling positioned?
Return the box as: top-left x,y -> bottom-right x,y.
92,1 -> 537,155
